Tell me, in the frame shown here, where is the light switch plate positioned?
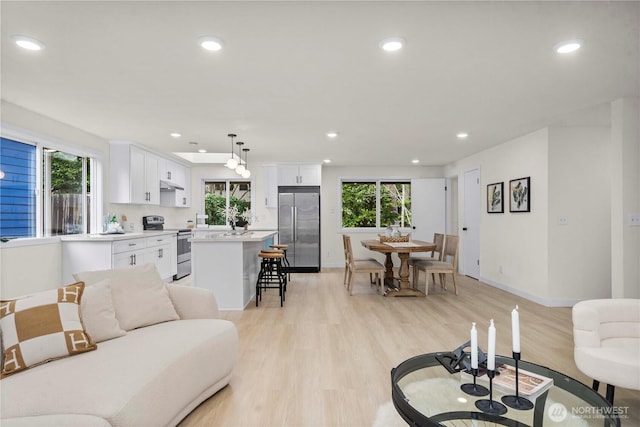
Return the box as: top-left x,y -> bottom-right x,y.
630,213 -> 640,227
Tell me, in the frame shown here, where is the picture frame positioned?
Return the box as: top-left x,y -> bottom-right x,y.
509,177 -> 530,212
487,182 -> 504,213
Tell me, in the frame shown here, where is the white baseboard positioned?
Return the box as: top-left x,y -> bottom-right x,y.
480,276 -> 581,308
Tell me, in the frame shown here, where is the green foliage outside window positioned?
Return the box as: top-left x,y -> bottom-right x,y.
49,152 -> 89,194
341,181 -> 411,228
341,183 -> 376,227
204,181 -> 251,226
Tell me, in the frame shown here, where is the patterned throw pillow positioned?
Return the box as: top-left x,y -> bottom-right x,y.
0,282 -> 97,376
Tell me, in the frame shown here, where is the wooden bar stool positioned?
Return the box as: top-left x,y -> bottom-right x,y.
256,250 -> 287,307
270,244 -> 291,281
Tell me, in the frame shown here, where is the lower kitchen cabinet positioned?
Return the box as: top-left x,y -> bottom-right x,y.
61,233 -> 177,283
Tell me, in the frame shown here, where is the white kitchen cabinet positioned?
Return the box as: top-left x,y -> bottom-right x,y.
158,158 -> 181,184
61,233 -> 177,283
110,143 -> 160,205
281,164 -> 321,186
160,162 -> 191,208
145,234 -> 176,279
276,164 -> 322,186
263,165 -> 278,208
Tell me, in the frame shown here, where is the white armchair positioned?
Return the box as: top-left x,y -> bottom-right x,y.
572,298 -> 640,403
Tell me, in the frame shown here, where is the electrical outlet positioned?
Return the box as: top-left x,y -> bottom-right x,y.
630,213 -> 640,227
558,216 -> 569,225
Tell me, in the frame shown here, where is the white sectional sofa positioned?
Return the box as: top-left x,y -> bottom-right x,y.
1,264 -> 238,427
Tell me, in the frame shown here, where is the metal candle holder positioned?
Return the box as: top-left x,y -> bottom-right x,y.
475,369 -> 508,415
501,352 -> 534,410
460,367 -> 489,396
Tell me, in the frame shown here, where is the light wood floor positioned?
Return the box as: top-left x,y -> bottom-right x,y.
178,269 -> 639,427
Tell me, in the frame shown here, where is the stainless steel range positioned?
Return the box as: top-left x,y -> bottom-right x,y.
143,215 -> 191,280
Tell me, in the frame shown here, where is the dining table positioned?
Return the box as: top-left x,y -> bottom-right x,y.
361,239 -> 436,297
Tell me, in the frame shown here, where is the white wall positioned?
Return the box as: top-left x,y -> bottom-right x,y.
1,101 -> 109,297
548,126 -> 611,300
321,165 -> 444,268
445,129 -> 551,302
611,98 -> 640,298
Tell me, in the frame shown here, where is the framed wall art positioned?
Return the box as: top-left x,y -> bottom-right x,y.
509,177 -> 530,212
487,182 -> 504,213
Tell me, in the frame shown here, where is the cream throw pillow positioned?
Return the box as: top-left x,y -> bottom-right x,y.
0,282 -> 97,376
107,276 -> 179,330
80,280 -> 126,342
74,263 -> 179,331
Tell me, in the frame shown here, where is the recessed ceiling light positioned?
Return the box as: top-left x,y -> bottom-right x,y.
198,36 -> 223,51
554,39 -> 583,54
456,132 -> 469,140
411,159 -> 420,164
323,159 -> 332,164
12,35 -> 45,51
198,149 -> 207,153
379,37 -> 405,52
326,132 -> 338,139
170,132 -> 182,138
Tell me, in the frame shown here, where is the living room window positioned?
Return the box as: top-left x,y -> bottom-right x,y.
341,180 -> 411,229
0,136 -> 100,239
203,180 -> 252,226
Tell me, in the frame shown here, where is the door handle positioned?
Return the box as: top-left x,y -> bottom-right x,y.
463,227 -> 468,231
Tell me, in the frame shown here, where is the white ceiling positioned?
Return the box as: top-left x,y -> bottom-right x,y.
1,1 -> 638,166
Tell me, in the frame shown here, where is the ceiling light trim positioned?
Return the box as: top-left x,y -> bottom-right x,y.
554,39 -> 583,54
12,35 -> 45,51
198,36 -> 224,51
379,37 -> 405,52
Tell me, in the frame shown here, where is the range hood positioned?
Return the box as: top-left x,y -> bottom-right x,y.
160,180 -> 185,191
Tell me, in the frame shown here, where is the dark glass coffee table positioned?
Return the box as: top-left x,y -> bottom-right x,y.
391,352 -> 620,427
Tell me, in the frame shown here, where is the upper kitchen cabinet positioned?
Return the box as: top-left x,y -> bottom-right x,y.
277,164 -> 321,186
263,165 -> 278,208
158,157 -> 186,186
110,142 -> 160,205
160,162 -> 191,208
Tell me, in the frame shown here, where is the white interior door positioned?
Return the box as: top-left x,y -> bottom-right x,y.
463,168 -> 480,279
411,179 -> 446,242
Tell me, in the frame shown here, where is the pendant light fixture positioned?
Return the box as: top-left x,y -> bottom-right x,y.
225,133 -> 238,169
241,148 -> 251,178
235,141 -> 245,175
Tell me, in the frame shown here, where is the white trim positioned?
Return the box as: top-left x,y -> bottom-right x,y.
1,122 -> 104,160
480,276 -> 581,308
1,124 -> 104,237
0,237 -> 60,248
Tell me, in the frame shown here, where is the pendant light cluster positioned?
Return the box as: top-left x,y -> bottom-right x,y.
224,133 -> 251,178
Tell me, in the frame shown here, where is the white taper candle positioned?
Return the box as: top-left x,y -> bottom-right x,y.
471,322 -> 478,369
487,319 -> 496,371
512,305 -> 521,353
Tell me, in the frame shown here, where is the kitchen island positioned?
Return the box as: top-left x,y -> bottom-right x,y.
190,230 -> 278,310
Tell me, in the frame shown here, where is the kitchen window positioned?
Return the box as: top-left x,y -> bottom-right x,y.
0,136 -> 101,239
203,180 -> 251,226
341,180 -> 411,229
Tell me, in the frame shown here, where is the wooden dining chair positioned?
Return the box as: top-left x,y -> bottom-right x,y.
411,234 -> 459,295
343,235 -> 385,295
408,233 -> 444,289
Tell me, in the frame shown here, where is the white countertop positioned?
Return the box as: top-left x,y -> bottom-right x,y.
190,230 -> 277,242
59,230 -> 177,242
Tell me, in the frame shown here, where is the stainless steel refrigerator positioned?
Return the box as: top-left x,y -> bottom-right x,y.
278,186 -> 320,272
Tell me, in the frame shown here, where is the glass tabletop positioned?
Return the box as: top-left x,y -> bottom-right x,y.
391,352 -> 620,427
